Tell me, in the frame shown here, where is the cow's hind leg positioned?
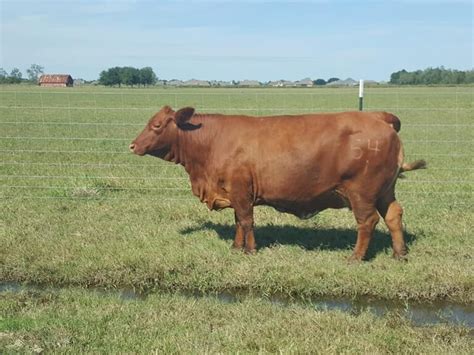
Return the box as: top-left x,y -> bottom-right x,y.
349,196 -> 380,262
377,196 -> 407,260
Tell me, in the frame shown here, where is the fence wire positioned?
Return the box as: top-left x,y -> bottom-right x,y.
1,87 -> 473,207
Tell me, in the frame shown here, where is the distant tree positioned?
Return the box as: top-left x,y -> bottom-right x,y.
0,68 -> 23,84
120,67 -> 140,87
313,78 -> 326,86
139,67 -> 157,86
109,67 -> 122,86
424,67 -> 442,84
99,70 -> 106,83
99,69 -> 112,86
389,69 -> 406,84
0,68 -> 7,84
464,70 -> 474,84
99,67 -> 122,87
100,66 -> 159,87
452,70 -> 466,84
26,64 -> 44,83
413,70 -> 423,84
389,67 -> 474,85
9,68 -> 23,84
399,71 -> 414,85
327,77 -> 340,83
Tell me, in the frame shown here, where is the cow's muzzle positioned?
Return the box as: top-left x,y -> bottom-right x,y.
129,143 -> 145,156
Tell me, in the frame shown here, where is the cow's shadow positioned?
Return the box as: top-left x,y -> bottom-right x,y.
181,222 -> 417,260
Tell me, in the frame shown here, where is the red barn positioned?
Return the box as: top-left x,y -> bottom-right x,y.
39,74 -> 73,87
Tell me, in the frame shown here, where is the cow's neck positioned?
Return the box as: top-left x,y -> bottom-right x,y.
174,116 -> 214,175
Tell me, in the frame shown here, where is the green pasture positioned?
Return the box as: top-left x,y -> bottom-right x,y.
1,85 -> 473,351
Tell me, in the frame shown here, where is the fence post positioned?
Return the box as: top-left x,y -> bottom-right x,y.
358,79 -> 364,111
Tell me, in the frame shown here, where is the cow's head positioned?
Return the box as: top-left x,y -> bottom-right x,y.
129,105 -> 195,157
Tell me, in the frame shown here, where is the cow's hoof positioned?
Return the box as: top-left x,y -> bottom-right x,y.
244,248 -> 257,255
347,254 -> 363,264
393,253 -> 408,261
231,244 -> 244,251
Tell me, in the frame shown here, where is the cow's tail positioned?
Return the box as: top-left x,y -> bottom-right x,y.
397,141 -> 427,179
398,159 -> 427,179
400,159 -> 427,173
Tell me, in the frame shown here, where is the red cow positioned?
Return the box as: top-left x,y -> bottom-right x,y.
130,106 -> 425,261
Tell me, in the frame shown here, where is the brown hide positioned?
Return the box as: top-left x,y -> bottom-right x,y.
130,107 -> 425,261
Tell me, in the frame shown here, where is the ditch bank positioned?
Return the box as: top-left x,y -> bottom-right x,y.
1,282 -> 472,329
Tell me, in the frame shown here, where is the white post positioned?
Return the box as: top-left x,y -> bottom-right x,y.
358,79 -> 364,111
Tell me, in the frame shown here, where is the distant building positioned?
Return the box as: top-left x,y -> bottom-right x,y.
268,80 -> 295,87
182,79 -> 210,87
210,80 -> 233,87
326,78 -> 358,87
73,78 -> 85,86
238,80 -> 261,87
167,79 -> 184,86
39,74 -> 73,87
295,78 -> 313,87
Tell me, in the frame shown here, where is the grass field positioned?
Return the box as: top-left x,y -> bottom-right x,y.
1,287 -> 472,353
1,85 -> 473,351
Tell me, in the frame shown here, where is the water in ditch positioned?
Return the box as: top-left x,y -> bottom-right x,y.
1,282 -> 472,329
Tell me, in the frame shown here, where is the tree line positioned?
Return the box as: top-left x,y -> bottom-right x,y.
0,64 -> 44,84
2,64 -> 473,86
390,67 -> 474,85
99,67 -> 157,87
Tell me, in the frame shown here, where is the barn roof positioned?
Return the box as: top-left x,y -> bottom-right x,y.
39,74 -> 73,84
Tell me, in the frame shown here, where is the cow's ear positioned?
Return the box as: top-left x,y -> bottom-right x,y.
175,107 -> 195,126
162,105 -> 174,114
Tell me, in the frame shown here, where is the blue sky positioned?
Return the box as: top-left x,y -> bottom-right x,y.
1,0 -> 472,81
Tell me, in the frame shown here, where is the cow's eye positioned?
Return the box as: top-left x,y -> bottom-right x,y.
153,123 -> 161,129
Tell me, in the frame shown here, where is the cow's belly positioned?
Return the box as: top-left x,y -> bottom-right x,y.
258,190 -> 350,219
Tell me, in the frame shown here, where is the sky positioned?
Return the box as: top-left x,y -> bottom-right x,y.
1,0 -> 472,81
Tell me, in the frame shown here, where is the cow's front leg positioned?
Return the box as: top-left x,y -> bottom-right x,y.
233,204 -> 256,254
232,212 -> 244,250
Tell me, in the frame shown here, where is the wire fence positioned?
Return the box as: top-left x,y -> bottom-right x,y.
1,87 -> 473,207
